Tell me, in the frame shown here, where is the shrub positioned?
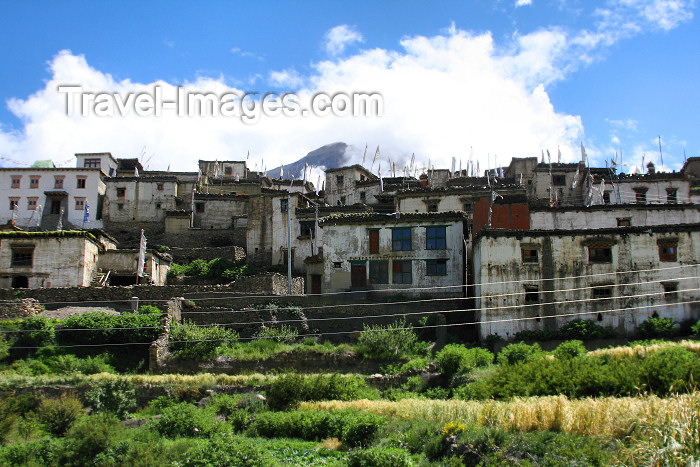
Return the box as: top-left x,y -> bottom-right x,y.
692,319 -> 700,336
0,438 -> 61,466
15,316 -> 56,348
60,413 -> 120,466
347,447 -> 413,467
559,319 -> 615,340
0,334 -> 10,360
255,324 -> 299,344
150,402 -> 218,438
266,373 -> 376,410
496,342 -> 544,365
356,319 -> 420,360
181,433 -> 272,467
554,340 -> 587,360
137,305 -> 162,315
56,311 -> 163,346
435,345 -> 494,377
342,411 -> 387,448
37,395 -> 85,436
84,379 -> 136,419
0,400 -> 17,444
639,317 -> 677,338
169,320 -> 239,359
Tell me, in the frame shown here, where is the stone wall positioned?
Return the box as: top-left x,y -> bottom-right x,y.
166,245 -> 245,264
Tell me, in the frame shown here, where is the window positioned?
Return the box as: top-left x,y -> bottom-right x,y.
663,282 -> 678,300
54,176 -> 64,189
426,226 -> 446,250
369,261 -> 388,284
588,246 -> 612,263
392,261 -> 412,284
369,229 -> 379,254
27,197 -> 38,210
195,202 -> 205,213
392,228 -> 412,251
117,203 -> 124,211
336,175 -> 344,185
11,246 -> 34,267
280,198 -> 288,212
299,221 -> 314,237
333,261 -> 342,269
552,175 -> 566,186
156,183 -> 164,191
592,285 -> 613,299
427,203 -> 438,212
74,198 -> 85,210
602,192 -> 610,204
666,188 -> 677,204
339,196 -> 346,205
116,188 -> 126,198
634,187 -> 647,204
9,198 -> 19,210
617,218 -> 631,227
155,203 -> 162,209
426,259 -> 447,276
360,191 -> 366,202
76,177 -> 86,189
521,248 -> 538,263
11,176 -> 21,188
659,242 -> 677,262
83,158 -> 101,168
524,286 -> 539,304
224,167 -> 232,175
30,176 -> 40,188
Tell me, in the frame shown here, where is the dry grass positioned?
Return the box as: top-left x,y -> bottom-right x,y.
588,340 -> 700,359
301,391 -> 700,440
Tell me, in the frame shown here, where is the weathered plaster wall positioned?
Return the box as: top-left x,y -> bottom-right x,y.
474,227 -> 700,340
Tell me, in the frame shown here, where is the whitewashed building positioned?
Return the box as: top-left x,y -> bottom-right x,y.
0,230 -> 117,288
473,224 -> 700,340
0,153 -> 115,230
319,212 -> 467,296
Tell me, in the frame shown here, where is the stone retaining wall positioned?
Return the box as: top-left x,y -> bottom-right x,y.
0,298 -> 43,318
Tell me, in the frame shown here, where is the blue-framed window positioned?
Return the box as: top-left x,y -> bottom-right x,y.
392,228 -> 412,251
426,226 -> 446,250
426,259 -> 447,276
392,260 -> 412,284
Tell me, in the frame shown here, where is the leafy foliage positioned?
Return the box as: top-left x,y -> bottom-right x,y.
150,402 -> 219,438
434,344 -> 494,377
347,447 -> 413,467
56,311 -> 163,346
36,394 -> 85,436
356,319 -> 422,360
84,379 -> 137,419
553,340 -> 587,360
255,324 -> 299,344
496,341 -> 544,365
168,257 -> 253,281
266,373 -> 377,410
169,320 -> 239,359
639,316 -> 677,338
514,319 -> 615,341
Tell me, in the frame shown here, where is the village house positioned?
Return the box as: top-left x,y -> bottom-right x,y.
318,212 -> 467,296
0,153 -> 116,230
0,230 -> 118,288
473,224 -> 700,341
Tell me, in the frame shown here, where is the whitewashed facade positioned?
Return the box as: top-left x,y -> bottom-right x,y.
320,212 -> 466,295
473,225 -> 700,340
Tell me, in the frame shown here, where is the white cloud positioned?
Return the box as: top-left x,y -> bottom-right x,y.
516,0 -> 533,6
325,25 -> 364,56
231,46 -> 264,61
268,69 -> 305,88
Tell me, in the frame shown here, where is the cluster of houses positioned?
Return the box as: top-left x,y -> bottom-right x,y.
1,151 -> 699,340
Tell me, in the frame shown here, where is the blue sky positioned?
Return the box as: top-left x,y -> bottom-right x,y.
0,0 -> 697,174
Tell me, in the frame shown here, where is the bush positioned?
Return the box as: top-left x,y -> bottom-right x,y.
692,319 -> 700,336
14,316 -> 56,349
37,395 -> 85,436
347,447 -> 413,467
554,340 -> 587,360
496,342 -> 544,365
56,311 -> 163,346
84,379 -> 136,419
0,334 -> 10,361
356,319 -> 421,360
639,317 -> 677,338
342,411 -> 387,448
136,305 -> 162,315
11,348 -> 116,375
59,413 -> 120,466
0,438 -> 62,466
266,373 -> 376,410
150,402 -> 218,438
435,345 -> 494,377
169,321 -> 239,359
514,320 -> 615,341
255,324 -> 299,344
181,433 -> 272,467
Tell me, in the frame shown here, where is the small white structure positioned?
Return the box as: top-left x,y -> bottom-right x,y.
473,224 -> 700,341
320,212 -> 467,296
